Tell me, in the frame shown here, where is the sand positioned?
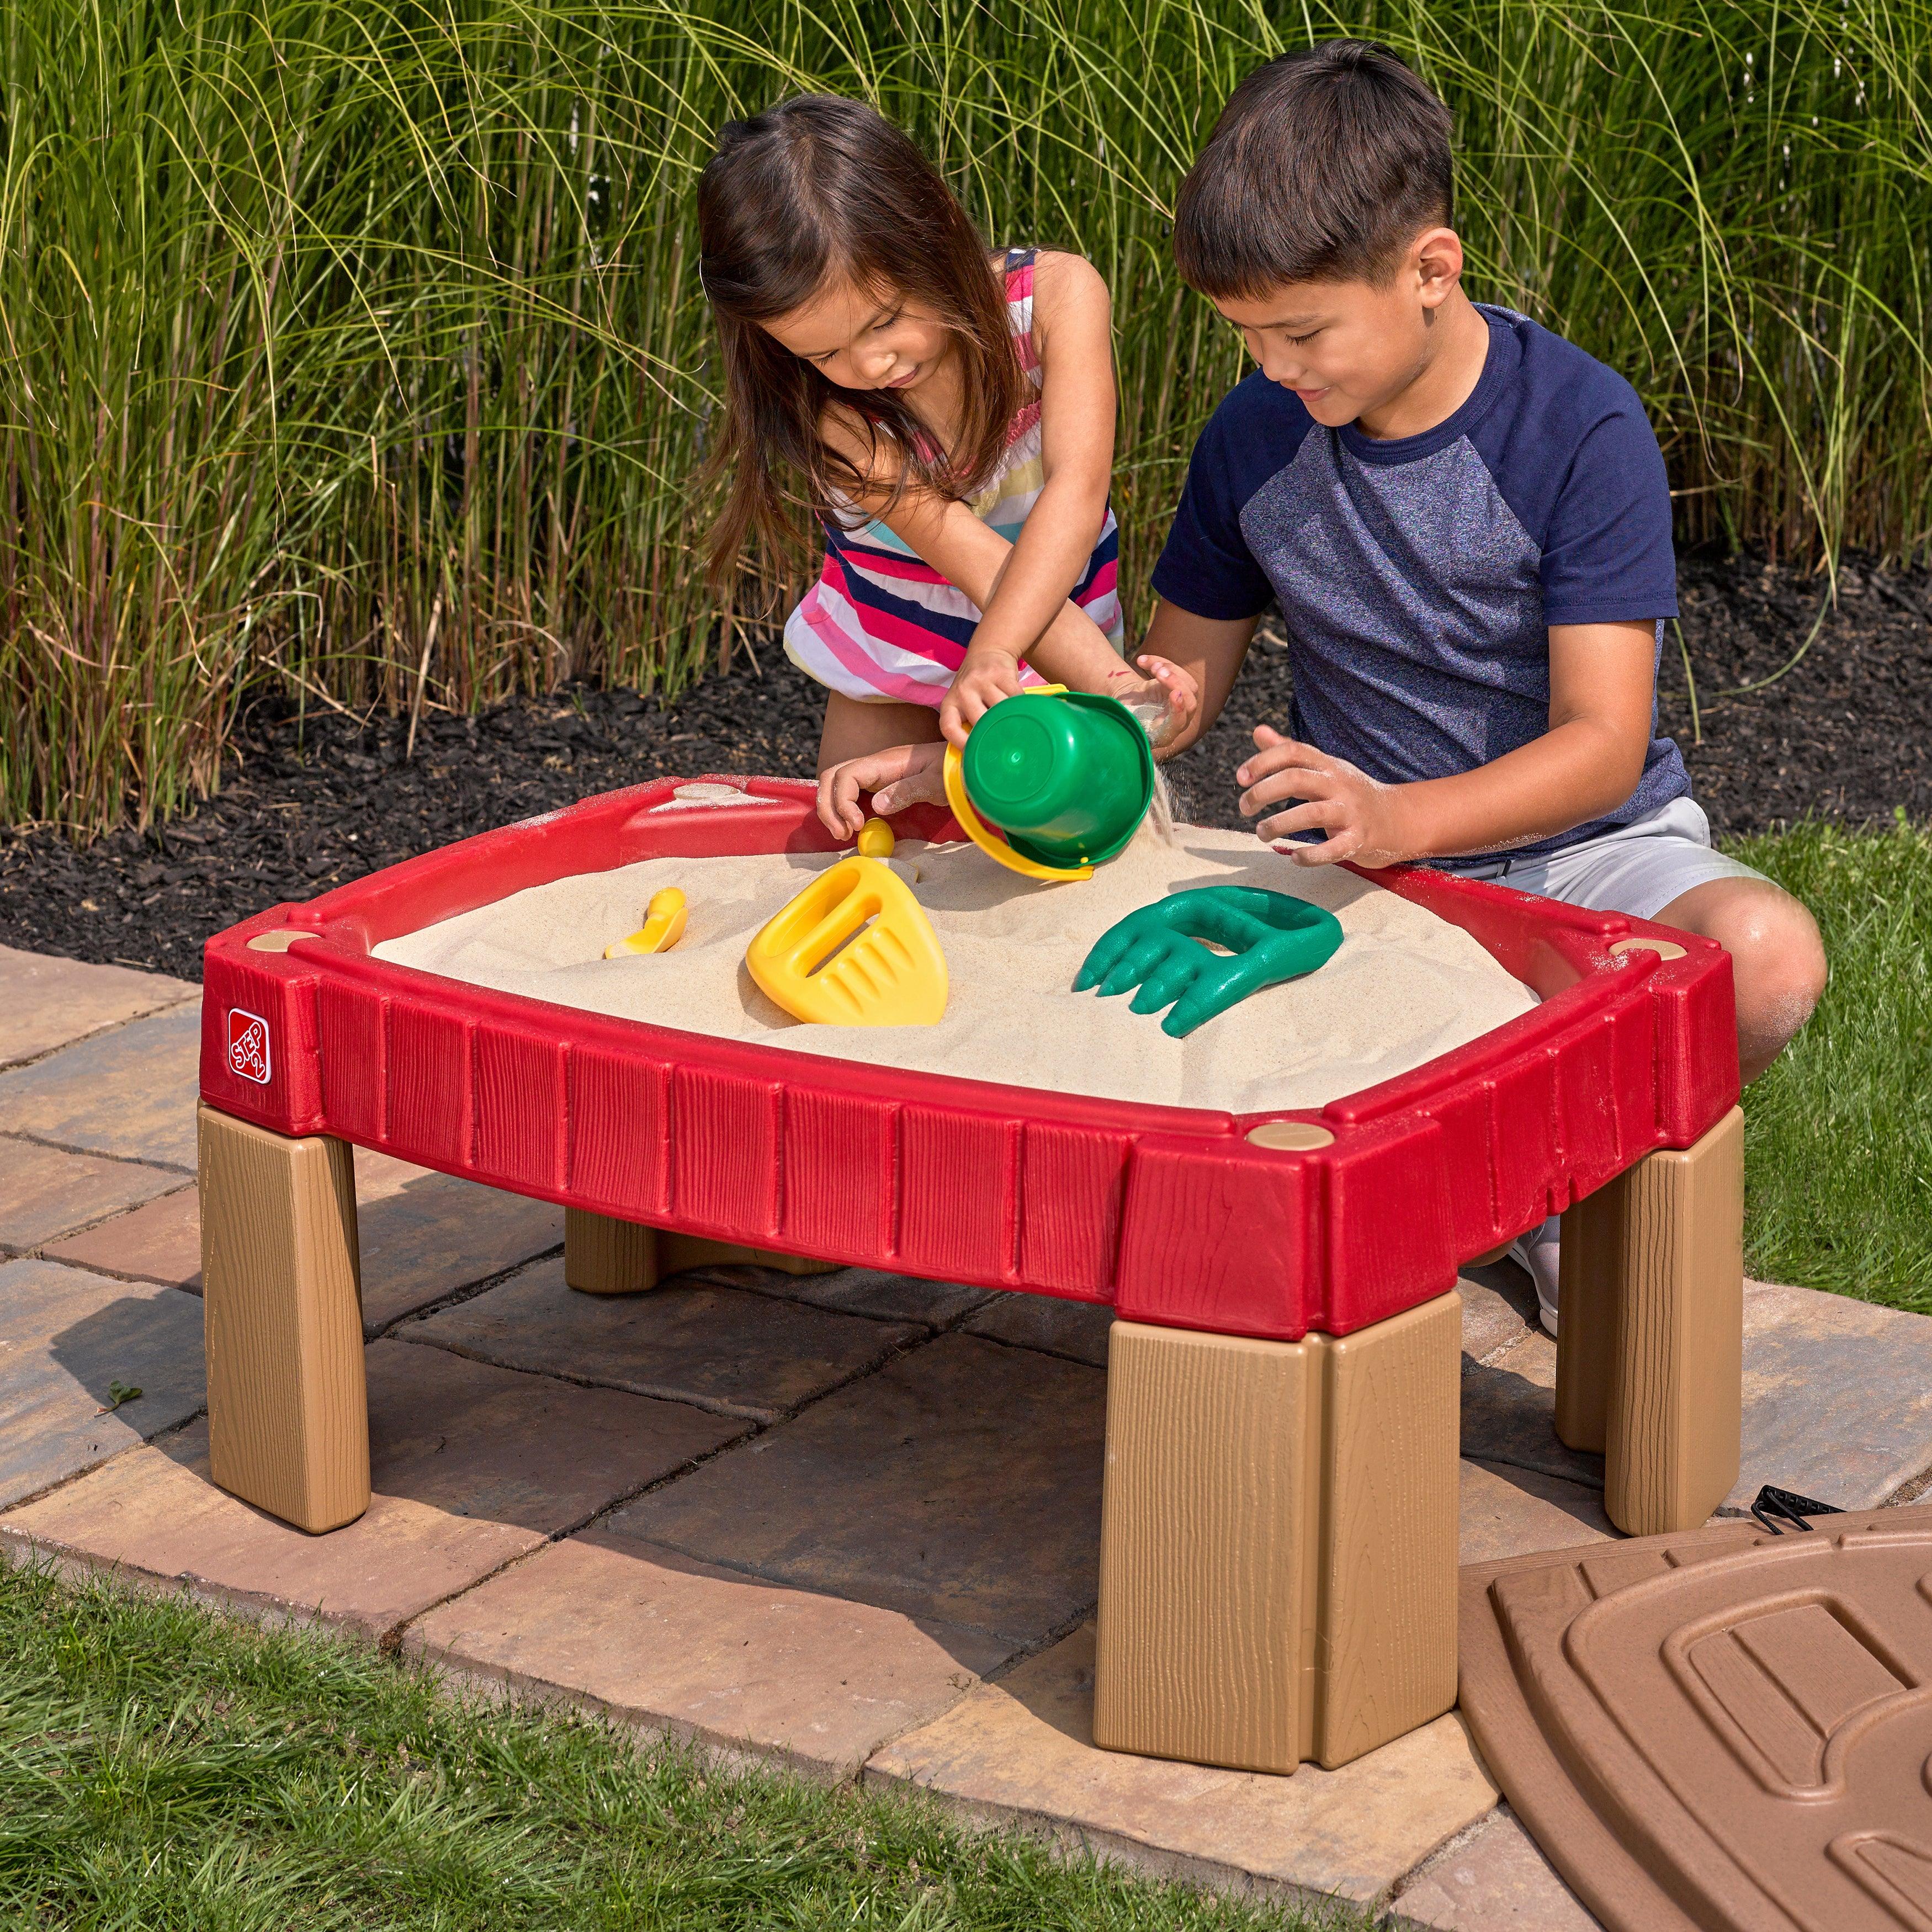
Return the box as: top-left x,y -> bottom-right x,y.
373,824 -> 1537,1113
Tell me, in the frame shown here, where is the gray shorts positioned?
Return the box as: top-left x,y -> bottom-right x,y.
1447,797 -> 1765,923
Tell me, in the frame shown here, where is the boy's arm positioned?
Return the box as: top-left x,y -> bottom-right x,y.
1238,622 -> 1659,866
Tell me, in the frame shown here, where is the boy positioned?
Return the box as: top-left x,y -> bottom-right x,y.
1142,40 -> 1826,1331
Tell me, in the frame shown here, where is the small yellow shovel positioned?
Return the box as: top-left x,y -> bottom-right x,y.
746,821 -> 947,1027
604,887 -> 688,958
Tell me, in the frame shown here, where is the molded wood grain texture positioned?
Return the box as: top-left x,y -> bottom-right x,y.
1604,1106 -> 1743,1534
1092,1293 -> 1460,1776
1314,1292 -> 1464,1765
199,1102 -> 369,1533
1554,1107 -> 1744,1536
1094,1323 -> 1306,1773
564,1207 -> 659,1294
1555,1198 -> 1617,1456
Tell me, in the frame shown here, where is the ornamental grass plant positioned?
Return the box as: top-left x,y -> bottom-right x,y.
3,0 -> 1927,831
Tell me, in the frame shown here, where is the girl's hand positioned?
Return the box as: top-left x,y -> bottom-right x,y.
940,645 -> 1026,747
1107,654 -> 1201,752
1238,725 -> 1414,868
816,740 -> 948,838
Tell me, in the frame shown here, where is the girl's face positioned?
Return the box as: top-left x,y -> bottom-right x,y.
763,276 -> 953,397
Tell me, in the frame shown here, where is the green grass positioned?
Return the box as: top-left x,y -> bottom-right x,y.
2,0 -> 1928,832
0,1559 -> 1377,1932
1728,815 -> 1932,1308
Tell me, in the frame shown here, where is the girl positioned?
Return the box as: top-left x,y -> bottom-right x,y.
696,94 -> 1194,836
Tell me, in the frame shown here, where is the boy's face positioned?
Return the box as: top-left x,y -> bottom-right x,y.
1211,229 -> 1463,431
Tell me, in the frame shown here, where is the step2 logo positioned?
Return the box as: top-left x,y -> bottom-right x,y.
226,1009 -> 272,1085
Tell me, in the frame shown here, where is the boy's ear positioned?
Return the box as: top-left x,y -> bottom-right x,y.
1413,226 -> 1466,310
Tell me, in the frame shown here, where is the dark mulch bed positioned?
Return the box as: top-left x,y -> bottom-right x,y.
3,548 -> 1926,984
1658,551 -> 1931,834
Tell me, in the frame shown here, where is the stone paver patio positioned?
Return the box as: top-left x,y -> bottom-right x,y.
3,943 -> 1928,1928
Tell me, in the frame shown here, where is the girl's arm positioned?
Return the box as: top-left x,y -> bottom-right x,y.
822,396 -> 1150,692
830,438 -> 1196,733
940,251 -> 1117,735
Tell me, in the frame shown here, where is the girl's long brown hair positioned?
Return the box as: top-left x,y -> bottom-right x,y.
697,95 -> 1026,592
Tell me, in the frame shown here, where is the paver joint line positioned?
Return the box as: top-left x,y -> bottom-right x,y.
1886,1459 -> 1932,1507
364,1244 -> 567,1340
8,1188 -> 198,1266
381,1418 -> 778,1658
0,990 -> 200,1077
1387,1804 -> 1508,1897
1,1128 -> 197,1179
399,1257 -> 954,1426
0,1418 -> 205,1520
562,1423 -> 763,1525
697,1265 -> 993,1337
976,1598 -> 1102,1689
957,1326 -> 1105,1370
392,1316 -> 932,1427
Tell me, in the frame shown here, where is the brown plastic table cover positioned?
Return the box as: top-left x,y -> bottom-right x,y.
1459,1506 -> 1932,1931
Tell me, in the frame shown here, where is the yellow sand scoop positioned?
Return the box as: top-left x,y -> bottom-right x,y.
604,887 -> 688,958
746,822 -> 947,1027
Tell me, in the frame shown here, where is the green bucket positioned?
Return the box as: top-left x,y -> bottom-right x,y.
960,690 -> 1155,869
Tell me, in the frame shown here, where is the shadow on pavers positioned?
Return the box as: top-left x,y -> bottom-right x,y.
1459,1351 -> 1605,1490
9,1280 -> 208,1507
44,1290 -> 204,1420
1461,1258 -> 1543,1333
601,1328 -> 1108,1655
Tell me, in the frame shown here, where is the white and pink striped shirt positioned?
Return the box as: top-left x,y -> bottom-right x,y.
783,249 -> 1124,707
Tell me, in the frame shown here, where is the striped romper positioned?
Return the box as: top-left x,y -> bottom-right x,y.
782,248 -> 1125,707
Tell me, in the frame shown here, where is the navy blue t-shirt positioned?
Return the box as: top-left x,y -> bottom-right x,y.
1151,305 -> 1690,864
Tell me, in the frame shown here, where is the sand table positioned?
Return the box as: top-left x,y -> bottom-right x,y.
375,825 -> 1537,1113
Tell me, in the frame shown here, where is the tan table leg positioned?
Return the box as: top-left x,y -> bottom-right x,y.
1093,1292 -> 1461,1774
198,1102 -> 369,1533
1554,1219 -> 1615,1457
564,1209 -> 840,1293
564,1207 -> 660,1293
1554,1106 -> 1744,1535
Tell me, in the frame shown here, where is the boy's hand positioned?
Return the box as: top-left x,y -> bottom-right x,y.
941,645 -> 1026,746
1107,653 -> 1201,751
1238,726 -> 1413,868
816,740 -> 947,839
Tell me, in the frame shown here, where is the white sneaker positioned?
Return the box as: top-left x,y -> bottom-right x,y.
1508,1216 -> 1562,1337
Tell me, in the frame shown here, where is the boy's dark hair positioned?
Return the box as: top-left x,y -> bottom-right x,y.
1174,41 -> 1453,295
